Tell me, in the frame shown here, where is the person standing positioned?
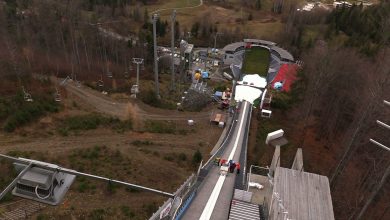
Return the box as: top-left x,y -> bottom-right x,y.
230,162 -> 236,173
236,163 -> 240,175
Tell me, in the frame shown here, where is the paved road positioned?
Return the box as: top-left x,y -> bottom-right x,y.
182,101 -> 252,220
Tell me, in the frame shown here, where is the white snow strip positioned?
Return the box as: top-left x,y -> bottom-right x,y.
237,74 -> 267,88
234,86 -> 262,104
199,102 -> 249,220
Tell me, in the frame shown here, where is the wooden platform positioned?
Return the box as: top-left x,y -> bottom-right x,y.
269,167 -> 335,220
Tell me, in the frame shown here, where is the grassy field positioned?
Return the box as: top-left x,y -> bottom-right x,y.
145,0 -> 283,40
241,46 -> 270,77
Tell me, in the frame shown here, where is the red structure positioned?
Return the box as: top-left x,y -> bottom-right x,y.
271,64 -> 299,92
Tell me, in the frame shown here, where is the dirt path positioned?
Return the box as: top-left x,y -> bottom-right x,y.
151,0 -> 203,14
0,130 -> 195,155
64,80 -> 212,122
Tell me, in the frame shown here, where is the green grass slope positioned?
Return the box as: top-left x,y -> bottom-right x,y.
241,46 -> 270,77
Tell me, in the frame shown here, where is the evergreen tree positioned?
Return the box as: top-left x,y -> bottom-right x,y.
191,22 -> 200,38
192,149 -> 202,165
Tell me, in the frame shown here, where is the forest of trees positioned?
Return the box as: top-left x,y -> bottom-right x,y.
0,0 -> 389,219
327,2 -> 390,55
274,2 -> 390,219
0,0 -> 152,86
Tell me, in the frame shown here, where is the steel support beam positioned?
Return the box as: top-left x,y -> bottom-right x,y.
377,120 -> 390,130
0,162 -> 32,200
369,139 -> 390,151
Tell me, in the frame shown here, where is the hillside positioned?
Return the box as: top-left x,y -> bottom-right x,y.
0,0 -> 389,219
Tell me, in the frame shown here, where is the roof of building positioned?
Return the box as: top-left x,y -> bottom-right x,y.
271,46 -> 294,61
270,167 -> 335,220
222,42 -> 246,52
244,39 -> 277,46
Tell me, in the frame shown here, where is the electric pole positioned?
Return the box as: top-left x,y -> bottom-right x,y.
171,10 -> 176,90
152,13 -> 160,98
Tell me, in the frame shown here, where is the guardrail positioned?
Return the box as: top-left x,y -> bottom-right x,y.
173,184 -> 198,220
171,106 -> 239,220
150,81 -> 240,220
149,174 -> 197,220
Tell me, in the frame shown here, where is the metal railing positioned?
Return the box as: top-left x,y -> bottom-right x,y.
149,174 -> 198,220
150,81 -> 240,220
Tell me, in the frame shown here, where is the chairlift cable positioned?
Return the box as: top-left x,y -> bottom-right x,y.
0,153 -> 174,198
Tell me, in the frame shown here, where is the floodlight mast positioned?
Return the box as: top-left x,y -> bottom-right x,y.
0,154 -> 174,199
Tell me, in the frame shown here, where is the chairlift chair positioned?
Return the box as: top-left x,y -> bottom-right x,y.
98,75 -> 104,87
53,87 -> 61,102
22,87 -> 33,102
24,93 -> 33,102
131,85 -> 139,94
54,92 -> 61,102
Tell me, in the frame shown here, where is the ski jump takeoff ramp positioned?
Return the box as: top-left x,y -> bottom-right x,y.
182,101 -> 252,220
